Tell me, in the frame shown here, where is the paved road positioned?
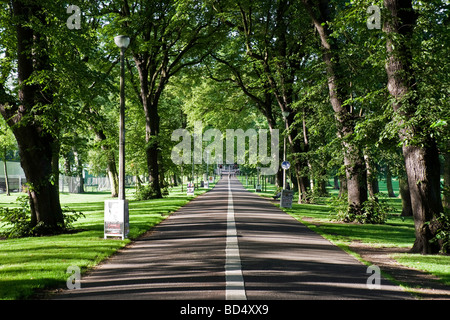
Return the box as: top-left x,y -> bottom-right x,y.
55,176 -> 413,300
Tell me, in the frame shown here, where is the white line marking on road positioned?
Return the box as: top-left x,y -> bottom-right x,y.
226,176 -> 247,300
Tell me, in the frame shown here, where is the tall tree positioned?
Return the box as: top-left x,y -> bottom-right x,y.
112,0 -> 217,198
0,0 -> 65,233
302,0 -> 368,213
383,0 -> 445,254
211,0 -> 313,202
0,0 -> 106,234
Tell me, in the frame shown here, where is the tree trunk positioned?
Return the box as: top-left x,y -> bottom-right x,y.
144,102 -> 162,199
2,149 -> 10,196
404,143 -> 443,253
283,111 -> 310,203
302,0 -> 368,212
134,55 -> 163,199
333,176 -> 340,190
386,166 -> 396,197
443,141 -> 450,209
399,175 -> 412,217
73,150 -> 84,194
364,151 -> 379,200
339,175 -> 348,198
384,0 -> 443,254
344,141 -> 368,213
94,130 -> 118,197
0,0 -> 65,234
14,126 -> 64,232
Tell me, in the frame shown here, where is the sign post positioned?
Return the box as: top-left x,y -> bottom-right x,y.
104,200 -> 129,240
280,190 -> 294,208
187,182 -> 195,196
280,161 -> 293,208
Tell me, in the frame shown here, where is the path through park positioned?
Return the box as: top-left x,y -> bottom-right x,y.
55,176 -> 413,300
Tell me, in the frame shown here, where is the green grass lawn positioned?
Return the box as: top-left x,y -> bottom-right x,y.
0,182 -> 213,300
238,175 -> 450,287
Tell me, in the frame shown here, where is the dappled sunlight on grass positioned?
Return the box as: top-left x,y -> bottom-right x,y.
0,184 -> 213,299
285,202 -> 416,248
393,254 -> 450,286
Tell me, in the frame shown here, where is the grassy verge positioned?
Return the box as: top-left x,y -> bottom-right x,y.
237,175 -> 450,287
0,182 -> 214,300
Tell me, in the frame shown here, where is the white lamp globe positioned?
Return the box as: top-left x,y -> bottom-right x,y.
114,35 -> 130,49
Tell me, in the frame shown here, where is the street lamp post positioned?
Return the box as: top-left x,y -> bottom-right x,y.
114,35 -> 130,200
104,35 -> 130,240
282,110 -> 290,189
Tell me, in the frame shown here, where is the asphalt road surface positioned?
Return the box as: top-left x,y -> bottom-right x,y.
54,175 -> 413,300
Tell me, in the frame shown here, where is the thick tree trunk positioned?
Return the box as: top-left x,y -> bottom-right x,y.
343,139 -> 368,213
302,0 -> 368,212
14,126 -> 64,232
384,0 -> 443,254
134,56 -> 163,199
144,102 -> 162,199
404,143 -> 443,253
0,0 -> 65,234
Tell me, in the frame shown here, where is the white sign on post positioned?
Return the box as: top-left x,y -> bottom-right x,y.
187,182 -> 195,196
280,190 -> 294,208
104,200 -> 129,240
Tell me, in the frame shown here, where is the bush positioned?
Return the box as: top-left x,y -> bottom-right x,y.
0,195 -> 32,238
431,209 -> 450,254
329,193 -> 392,224
359,196 -> 391,224
0,195 -> 84,238
135,183 -> 167,200
328,193 -> 351,222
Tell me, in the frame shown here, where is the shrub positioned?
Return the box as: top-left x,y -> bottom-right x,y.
358,196 -> 391,224
431,209 -> 450,254
0,195 -> 84,238
135,183 -> 168,200
329,193 -> 392,224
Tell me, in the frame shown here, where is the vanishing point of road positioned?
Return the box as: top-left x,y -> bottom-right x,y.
55,176 -> 413,300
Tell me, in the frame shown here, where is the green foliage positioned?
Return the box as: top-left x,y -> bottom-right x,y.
0,195 -> 85,238
328,194 -> 351,222
359,196 -> 393,224
0,195 -> 32,238
134,183 -> 169,201
431,209 -> 450,254
329,193 -> 393,224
